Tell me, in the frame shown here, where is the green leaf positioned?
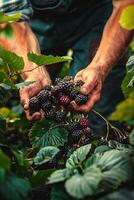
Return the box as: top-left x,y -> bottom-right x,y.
0,71 -> 7,82
0,167 -> 5,182
0,83 -> 11,90
126,55 -> 134,73
30,120 -> 68,148
0,45 -> 24,72
121,72 -> 134,97
95,145 -> 111,153
65,165 -> 101,199
108,140 -> 133,153
119,5 -> 134,30
51,184 -> 70,200
28,52 -> 72,66
0,25 -> 14,39
34,146 -> 59,165
129,129 -> 134,145
66,144 -> 91,169
0,12 -> 21,23
48,168 -> 74,184
0,174 -> 31,200
109,91 -> 134,123
15,81 -> 35,89
0,150 -> 11,171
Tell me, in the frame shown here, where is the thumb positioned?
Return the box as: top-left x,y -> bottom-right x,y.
19,88 -> 29,110
81,80 -> 96,95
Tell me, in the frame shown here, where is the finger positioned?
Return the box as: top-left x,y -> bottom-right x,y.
24,110 -> 42,121
19,88 -> 29,110
81,77 -> 98,95
74,71 -> 83,82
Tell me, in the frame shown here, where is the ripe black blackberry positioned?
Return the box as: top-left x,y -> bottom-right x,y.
42,101 -> 52,111
29,97 -> 40,114
79,118 -> 89,128
44,85 -> 52,91
75,80 -> 84,87
37,90 -> 51,103
70,89 -> 79,100
51,85 -> 61,96
60,95 -> 71,106
63,76 -> 73,82
75,94 -> 88,105
55,111 -> 67,123
58,81 -> 74,93
45,110 -> 55,120
72,130 -> 82,142
55,78 -> 62,85
67,121 -> 80,132
80,137 -> 91,146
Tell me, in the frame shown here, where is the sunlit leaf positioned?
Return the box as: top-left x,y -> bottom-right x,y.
119,6 -> 134,30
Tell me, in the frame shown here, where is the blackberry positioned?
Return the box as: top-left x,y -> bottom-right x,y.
67,121 -> 80,132
80,137 -> 91,146
63,76 -> 73,82
59,81 -> 73,93
42,101 -> 52,111
55,78 -> 62,85
72,130 -> 82,142
79,118 -> 89,128
55,111 -> 66,123
44,85 -> 52,91
45,110 -> 55,120
82,127 -> 91,136
37,90 -> 51,103
51,85 -> 61,96
75,80 -> 84,87
70,89 -> 79,100
60,95 -> 71,106
75,94 -> 88,105
52,97 -> 59,106
29,97 -> 40,114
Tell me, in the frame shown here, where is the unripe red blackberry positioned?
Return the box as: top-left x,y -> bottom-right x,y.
79,118 -> 89,128
75,94 -> 88,105
29,97 -> 40,114
81,127 -> 91,136
60,95 -> 71,106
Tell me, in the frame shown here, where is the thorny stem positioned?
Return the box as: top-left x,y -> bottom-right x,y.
92,109 -> 127,141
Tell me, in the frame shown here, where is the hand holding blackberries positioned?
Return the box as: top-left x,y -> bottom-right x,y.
72,66 -> 103,112
19,73 -> 51,121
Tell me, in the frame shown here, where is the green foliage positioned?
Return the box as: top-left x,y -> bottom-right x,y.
119,5 -> 134,30
0,174 -> 31,200
66,144 -> 91,169
51,184 -> 70,200
28,52 -> 72,66
33,146 -> 59,165
109,91 -> 134,124
0,45 -> 24,72
0,150 -> 11,171
129,129 -> 134,145
65,165 -> 101,199
0,12 -> 21,23
29,120 -> 68,148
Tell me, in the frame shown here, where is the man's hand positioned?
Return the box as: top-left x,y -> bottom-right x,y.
72,66 -> 104,113
19,72 -> 51,121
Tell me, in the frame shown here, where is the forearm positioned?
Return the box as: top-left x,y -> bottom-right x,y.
0,22 -> 50,82
89,0 -> 134,77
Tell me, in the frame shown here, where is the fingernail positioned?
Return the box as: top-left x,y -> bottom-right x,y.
81,87 -> 88,94
24,104 -> 28,110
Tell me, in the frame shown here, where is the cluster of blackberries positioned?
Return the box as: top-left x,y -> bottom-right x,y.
67,117 -> 92,147
29,76 -> 89,122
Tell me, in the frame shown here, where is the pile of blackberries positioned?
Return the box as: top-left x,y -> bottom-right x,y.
29,76 -> 88,123
29,76 -> 93,154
